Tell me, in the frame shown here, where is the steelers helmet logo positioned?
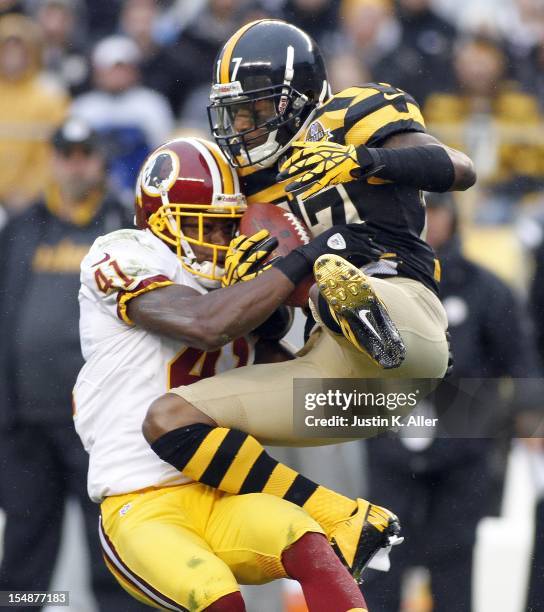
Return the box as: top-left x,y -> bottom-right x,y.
141,149 -> 179,197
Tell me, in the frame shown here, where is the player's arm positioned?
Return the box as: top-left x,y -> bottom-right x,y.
128,267 -> 296,352
83,230 -> 297,352
278,135 -> 475,198
126,231 -> 295,350
278,85 -> 476,197
128,222 -> 384,350
379,130 -> 476,192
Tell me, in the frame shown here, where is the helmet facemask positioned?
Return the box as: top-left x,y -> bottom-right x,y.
135,138 -> 247,289
208,80 -> 314,168
147,191 -> 246,288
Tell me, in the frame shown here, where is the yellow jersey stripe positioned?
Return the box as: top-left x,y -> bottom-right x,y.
182,427 -> 229,480
262,463 -> 298,498
345,103 -> 420,145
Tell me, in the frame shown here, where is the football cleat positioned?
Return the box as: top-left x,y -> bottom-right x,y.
329,499 -> 403,584
314,254 -> 406,368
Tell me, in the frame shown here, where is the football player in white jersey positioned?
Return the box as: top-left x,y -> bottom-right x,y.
73,137 -> 370,611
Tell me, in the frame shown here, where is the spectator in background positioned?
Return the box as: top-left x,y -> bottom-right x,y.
35,0 -> 91,96
514,36 -> 544,117
279,0 -> 341,57
153,0 -> 206,45
424,36 -> 544,221
177,0 -> 253,93
327,50 -> 371,92
120,0 -> 190,116
0,117 -> 147,612
82,0 -> 123,42
71,34 -> 174,203
0,0 -> 24,17
0,13 -> 68,214
522,233 -> 544,612
364,192 -> 542,612
333,0 -> 401,77
177,0 -> 256,129
372,0 -> 457,106
525,470 -> 544,612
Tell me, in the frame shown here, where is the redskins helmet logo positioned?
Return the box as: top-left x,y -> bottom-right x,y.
141,149 -> 179,197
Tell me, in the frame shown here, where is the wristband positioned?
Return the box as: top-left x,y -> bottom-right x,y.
273,249 -> 312,285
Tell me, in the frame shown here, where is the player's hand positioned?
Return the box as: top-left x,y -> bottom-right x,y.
291,223 -> 386,268
277,141 -> 383,200
222,229 -> 278,287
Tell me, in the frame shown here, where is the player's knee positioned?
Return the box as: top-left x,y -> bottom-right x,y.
142,392 -> 214,444
204,591 -> 245,611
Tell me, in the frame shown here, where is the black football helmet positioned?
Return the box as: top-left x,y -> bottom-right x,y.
207,19 -> 330,168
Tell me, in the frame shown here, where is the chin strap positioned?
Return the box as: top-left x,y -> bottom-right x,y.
253,105 -> 319,169
191,261 -> 224,289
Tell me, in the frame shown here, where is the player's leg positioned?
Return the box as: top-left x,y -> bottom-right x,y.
313,254 -> 449,374
143,339 -> 400,582
207,492 -> 368,611
99,485 -> 246,612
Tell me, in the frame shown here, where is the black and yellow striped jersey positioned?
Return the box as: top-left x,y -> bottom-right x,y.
238,83 -> 441,295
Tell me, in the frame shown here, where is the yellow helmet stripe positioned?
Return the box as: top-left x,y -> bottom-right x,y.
203,139 -> 235,194
219,19 -> 268,84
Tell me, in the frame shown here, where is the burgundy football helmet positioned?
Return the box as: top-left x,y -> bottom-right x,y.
135,137 -> 247,286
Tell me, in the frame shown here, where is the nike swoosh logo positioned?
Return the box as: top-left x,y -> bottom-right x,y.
383,92 -> 403,101
358,309 -> 382,340
91,253 -> 110,267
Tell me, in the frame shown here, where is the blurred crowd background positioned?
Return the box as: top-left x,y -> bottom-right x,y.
1,0 -> 544,611
5,0 -> 544,259
1,0 -> 544,294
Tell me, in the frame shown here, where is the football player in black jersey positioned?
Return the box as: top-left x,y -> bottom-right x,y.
208,18 -> 475,363
144,19 -> 476,585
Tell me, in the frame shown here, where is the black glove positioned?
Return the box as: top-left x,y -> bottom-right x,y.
274,224 -> 386,285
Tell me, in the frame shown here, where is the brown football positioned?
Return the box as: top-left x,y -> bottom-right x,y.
240,202 -> 313,307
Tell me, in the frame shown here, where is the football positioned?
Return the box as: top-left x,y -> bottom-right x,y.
240,203 -> 313,307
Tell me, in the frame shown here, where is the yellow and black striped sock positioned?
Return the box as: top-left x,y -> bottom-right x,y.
151,424 -> 356,533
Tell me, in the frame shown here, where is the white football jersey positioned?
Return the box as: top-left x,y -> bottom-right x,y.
73,229 -> 254,502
